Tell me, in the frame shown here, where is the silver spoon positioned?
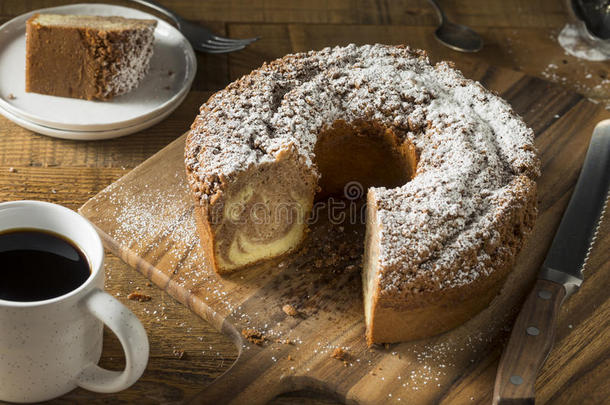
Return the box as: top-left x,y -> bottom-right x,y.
426,0 -> 483,52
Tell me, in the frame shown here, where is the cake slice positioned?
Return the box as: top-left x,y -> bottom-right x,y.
25,14 -> 157,100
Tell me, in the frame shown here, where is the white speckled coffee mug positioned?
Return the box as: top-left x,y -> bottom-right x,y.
0,201 -> 149,403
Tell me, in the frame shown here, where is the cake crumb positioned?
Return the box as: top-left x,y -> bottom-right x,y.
8,167 -> 16,173
325,255 -> 339,266
287,355 -> 293,361
276,338 -> 295,345
7,93 -> 15,100
282,304 -> 298,316
128,292 -> 152,302
242,328 -> 266,345
146,282 -> 152,287
331,347 -> 348,361
173,349 -> 186,359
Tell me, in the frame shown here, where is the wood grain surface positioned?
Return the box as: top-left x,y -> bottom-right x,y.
0,1 -> 608,404
78,62 -> 609,404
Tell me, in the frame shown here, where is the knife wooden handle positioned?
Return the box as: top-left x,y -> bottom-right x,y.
492,279 -> 566,404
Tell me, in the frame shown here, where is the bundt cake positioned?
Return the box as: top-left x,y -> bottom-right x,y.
185,44 -> 539,344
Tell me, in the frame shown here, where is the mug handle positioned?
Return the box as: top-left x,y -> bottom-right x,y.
75,289 -> 149,393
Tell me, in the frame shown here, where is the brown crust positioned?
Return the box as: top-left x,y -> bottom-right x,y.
366,257 -> 512,344
191,194 -> 222,273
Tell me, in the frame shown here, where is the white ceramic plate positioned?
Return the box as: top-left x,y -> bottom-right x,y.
0,3 -> 196,135
0,86 -> 188,140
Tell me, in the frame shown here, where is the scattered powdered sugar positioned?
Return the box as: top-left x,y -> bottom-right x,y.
98,129 -> 518,400
111,176 -> 198,252
101,171 -> 207,288
97,168 -> 298,326
185,44 -> 539,293
558,23 -> 610,62
360,327 -> 502,402
540,62 -> 610,109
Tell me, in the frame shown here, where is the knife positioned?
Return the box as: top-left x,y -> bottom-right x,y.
492,119 -> 610,404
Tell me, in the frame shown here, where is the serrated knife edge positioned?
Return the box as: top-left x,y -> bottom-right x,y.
581,190 -> 609,274
540,119 -> 610,296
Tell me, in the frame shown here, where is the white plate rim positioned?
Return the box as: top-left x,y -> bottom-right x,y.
0,89 -> 189,141
0,3 -> 196,132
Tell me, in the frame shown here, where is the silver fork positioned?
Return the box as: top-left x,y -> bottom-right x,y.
130,0 -> 259,53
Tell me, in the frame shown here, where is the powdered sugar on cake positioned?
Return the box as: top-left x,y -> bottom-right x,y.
102,25 -> 156,97
185,44 -> 540,292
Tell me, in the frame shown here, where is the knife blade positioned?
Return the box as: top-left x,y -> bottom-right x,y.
492,119 -> 610,405
539,119 -> 610,296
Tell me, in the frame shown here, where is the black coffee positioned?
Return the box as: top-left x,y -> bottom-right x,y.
0,229 -> 90,302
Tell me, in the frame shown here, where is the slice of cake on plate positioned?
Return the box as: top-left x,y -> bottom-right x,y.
25,14 -> 157,101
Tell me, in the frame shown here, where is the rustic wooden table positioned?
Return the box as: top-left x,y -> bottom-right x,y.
0,1 -> 608,404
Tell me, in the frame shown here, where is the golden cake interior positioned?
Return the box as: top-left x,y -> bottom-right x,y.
209,148 -> 315,272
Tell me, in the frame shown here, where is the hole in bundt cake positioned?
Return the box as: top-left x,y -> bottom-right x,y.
313,119 -> 418,201
311,119 -> 419,344
203,119 -> 419,273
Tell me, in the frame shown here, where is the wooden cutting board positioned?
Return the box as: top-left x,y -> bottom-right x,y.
79,64 -> 609,405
